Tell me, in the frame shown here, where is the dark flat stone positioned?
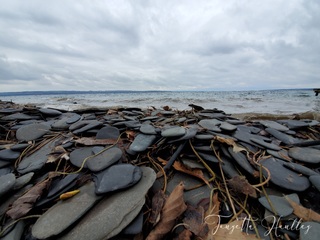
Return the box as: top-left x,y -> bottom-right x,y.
259,193 -> 299,217
228,147 -> 256,175
288,147 -> 320,164
161,126 -> 186,137
283,162 -> 319,176
277,120 -> 309,129
168,127 -> 198,143
2,113 -> 38,121
39,108 -> 62,116
59,167 -> 156,240
17,138 -> 61,174
198,119 -> 221,132
260,120 -> 289,131
32,182 -> 101,240
250,138 -> 281,151
96,126 -> 120,139
95,164 -> 142,194
16,123 -> 50,141
69,120 -> 102,134
300,222 -> 320,240
129,134 -> 156,152
69,147 -> 93,168
309,175 -> 320,191
13,172 -> 34,190
220,122 -> 237,131
87,147 -> 122,172
0,160 -> 11,168
266,149 -> 291,161
220,156 -> 239,178
0,149 -> 20,161
10,143 -> 30,151
198,152 -> 219,163
265,127 -> 301,145
47,173 -> 80,198
0,219 -> 25,240
140,123 -> 157,135
260,157 -> 310,191
0,173 -> 16,197
122,211 -> 143,235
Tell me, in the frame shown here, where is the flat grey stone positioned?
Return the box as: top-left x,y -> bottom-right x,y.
39,108 -> 62,116
0,220 -> 25,240
266,127 -> 301,145
0,173 -> 16,197
13,172 -> 34,190
300,222 -> 320,240
259,194 -> 299,217
87,147 -> 122,172
181,158 -> 205,169
17,138 -> 61,174
283,162 -> 319,176
228,147 -> 256,175
140,123 -> 157,135
96,126 -> 120,139
309,175 -> 320,191
0,149 -> 20,161
47,174 -> 80,198
122,211 -> 143,235
0,160 -> 11,168
2,113 -> 37,121
16,123 -> 50,141
66,113 -> 81,124
10,143 -> 30,151
32,182 -> 101,240
161,126 -> 186,137
260,120 -> 289,131
69,120 -> 102,134
129,134 -> 156,152
198,119 -> 221,132
51,117 -> 72,130
95,164 -> 142,194
267,149 -> 291,161
260,157 -> 310,191
198,152 -> 219,163
220,122 -> 237,131
220,156 -> 239,178
250,138 -> 281,151
289,147 -> 320,164
59,167 -> 156,240
277,120 -> 309,129
233,130 -> 268,147
169,127 -> 198,143
69,147 -> 93,168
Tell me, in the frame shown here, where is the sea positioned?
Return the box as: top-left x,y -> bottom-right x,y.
0,89 -> 319,116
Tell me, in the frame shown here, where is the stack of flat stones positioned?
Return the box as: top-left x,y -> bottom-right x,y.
0,100 -> 320,239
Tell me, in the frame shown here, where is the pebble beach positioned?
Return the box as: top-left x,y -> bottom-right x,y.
0,99 -> 320,240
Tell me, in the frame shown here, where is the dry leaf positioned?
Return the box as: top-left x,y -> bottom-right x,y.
227,176 -> 257,198
149,190 -> 167,226
75,137 -> 118,146
175,229 -> 192,240
59,190 -> 80,200
6,178 -> 51,220
204,192 -> 220,240
215,136 -> 247,153
285,196 -> 320,222
183,205 -> 208,237
173,161 -> 210,186
211,220 -> 259,240
146,182 -> 187,240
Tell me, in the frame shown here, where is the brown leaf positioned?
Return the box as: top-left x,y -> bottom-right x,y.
146,182 -> 187,240
215,136 -> 247,153
183,205 -> 208,237
149,190 -> 167,226
173,161 -> 210,186
174,229 -> 192,240
227,175 -> 257,198
285,196 -> 320,222
6,178 -> 51,220
75,137 -> 118,146
210,220 -> 259,240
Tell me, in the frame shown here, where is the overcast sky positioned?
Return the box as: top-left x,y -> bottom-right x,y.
0,0 -> 319,92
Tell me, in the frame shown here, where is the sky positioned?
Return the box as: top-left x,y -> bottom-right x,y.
0,0 -> 319,92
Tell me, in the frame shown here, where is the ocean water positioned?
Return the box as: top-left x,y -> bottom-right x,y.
1,89 -> 319,115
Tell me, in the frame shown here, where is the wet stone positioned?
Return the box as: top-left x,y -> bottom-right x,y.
283,162 -> 319,177
288,147 -> 320,164
69,147 -> 93,168
39,108 -> 62,116
0,149 -> 20,161
59,167 -> 156,240
17,138 -> 61,174
96,126 -> 120,139
258,193 -> 299,217
309,175 -> 320,191
95,164 -> 142,194
260,120 -> 289,131
0,173 -> 16,197
260,157 -> 310,191
161,126 -> 186,137
31,182 -> 101,240
129,134 -> 156,152
16,123 -> 50,141
87,147 -> 123,172
0,160 -> 11,168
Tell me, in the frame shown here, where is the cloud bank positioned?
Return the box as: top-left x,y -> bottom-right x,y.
0,0 -> 319,92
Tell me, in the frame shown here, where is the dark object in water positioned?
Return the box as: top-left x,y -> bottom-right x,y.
314,88 -> 320,96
